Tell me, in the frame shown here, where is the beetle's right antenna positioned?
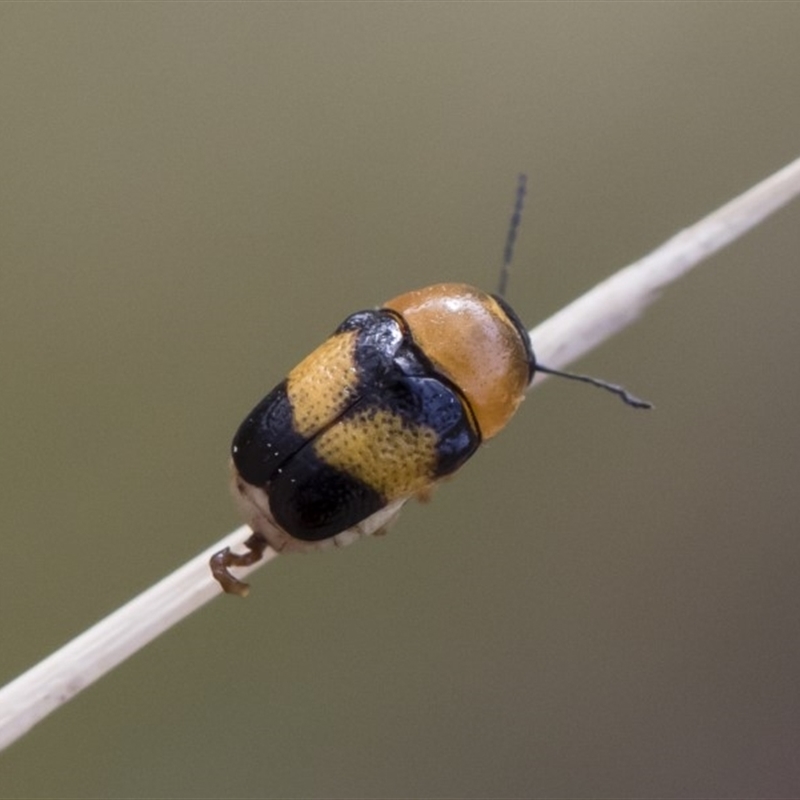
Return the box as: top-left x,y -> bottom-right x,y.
497,173 -> 527,298
535,364 -> 653,409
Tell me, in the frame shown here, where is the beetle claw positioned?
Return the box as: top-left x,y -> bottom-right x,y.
210,532 -> 268,597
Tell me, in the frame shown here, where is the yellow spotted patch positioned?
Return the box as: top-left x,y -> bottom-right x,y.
286,330 -> 360,438
312,408 -> 439,500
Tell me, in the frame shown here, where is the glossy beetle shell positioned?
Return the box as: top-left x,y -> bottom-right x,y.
230,283 -> 534,553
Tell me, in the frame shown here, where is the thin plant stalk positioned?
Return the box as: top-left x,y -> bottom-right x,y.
1,156 -> 799,754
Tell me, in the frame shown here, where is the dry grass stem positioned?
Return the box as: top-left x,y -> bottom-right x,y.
1,156 -> 799,753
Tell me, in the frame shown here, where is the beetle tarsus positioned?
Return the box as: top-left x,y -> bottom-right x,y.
210,531 -> 269,597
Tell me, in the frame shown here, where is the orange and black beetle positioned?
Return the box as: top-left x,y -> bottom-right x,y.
233,284 -> 531,548
211,179 -> 649,595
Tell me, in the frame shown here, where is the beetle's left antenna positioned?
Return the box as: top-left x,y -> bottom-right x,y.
497,173 -> 527,298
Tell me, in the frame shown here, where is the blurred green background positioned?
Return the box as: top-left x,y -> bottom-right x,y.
2,3 -> 799,798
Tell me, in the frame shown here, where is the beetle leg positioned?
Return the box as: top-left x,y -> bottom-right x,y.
209,531 -> 268,597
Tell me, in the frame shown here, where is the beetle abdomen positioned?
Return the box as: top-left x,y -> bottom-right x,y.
231,309 -> 481,543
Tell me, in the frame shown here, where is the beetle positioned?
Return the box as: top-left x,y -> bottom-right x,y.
211,176 -> 649,595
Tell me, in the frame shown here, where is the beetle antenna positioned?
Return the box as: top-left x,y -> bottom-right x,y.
536,364 -> 653,409
497,174 -> 650,410
497,173 -> 527,298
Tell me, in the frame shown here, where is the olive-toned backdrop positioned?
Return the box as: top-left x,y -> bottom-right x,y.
2,4 -> 799,798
